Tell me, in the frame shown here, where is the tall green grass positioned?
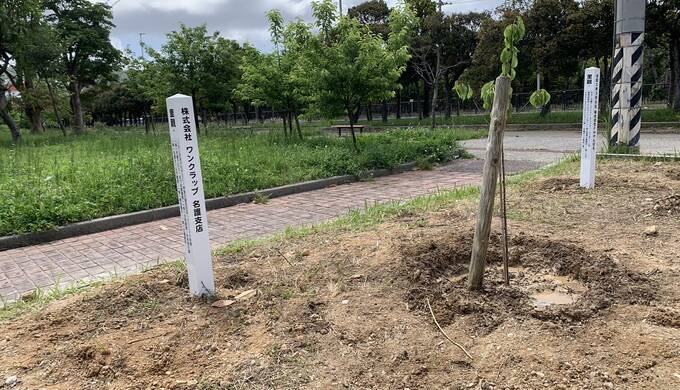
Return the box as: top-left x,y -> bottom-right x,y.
0,125 -> 485,236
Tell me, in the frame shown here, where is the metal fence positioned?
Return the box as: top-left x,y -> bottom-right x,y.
110,83 -> 672,127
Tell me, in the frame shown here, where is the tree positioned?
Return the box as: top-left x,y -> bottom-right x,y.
440,13 -> 488,118
12,21 -> 62,134
468,17 -> 526,291
569,0 -> 614,107
648,0 -> 680,111
460,15 -> 507,89
312,0 -> 414,150
45,0 -> 121,134
407,1 -> 482,127
0,0 -> 43,141
150,24 -> 241,132
524,0 -> 580,97
125,55 -> 173,129
238,11 -> 313,138
348,0 -> 392,122
405,0 -> 437,122
348,0 -> 391,39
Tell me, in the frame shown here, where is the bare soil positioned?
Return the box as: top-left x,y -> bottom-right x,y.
1,160 -> 679,389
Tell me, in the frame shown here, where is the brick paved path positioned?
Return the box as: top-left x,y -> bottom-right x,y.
0,159 -> 543,303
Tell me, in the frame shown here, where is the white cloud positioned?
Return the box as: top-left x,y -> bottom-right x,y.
106,0 -> 502,55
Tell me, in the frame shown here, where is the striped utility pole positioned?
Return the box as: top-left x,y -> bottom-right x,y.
610,0 -> 646,151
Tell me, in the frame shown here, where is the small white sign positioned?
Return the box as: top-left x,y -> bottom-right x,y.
166,94 -> 215,297
580,67 -> 600,189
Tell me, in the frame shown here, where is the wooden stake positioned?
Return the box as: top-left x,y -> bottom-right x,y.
500,145 -> 510,285
468,75 -> 511,291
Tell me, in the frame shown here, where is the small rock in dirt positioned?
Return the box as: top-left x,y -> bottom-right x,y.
20,291 -> 37,302
4,376 -> 18,387
644,226 -> 658,236
341,299 -> 349,305
234,289 -> 257,301
211,299 -> 236,308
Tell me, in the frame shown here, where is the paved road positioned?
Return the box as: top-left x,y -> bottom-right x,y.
2,130 -> 678,303
461,130 -> 680,163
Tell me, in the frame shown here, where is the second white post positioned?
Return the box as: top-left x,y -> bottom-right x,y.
580,67 -> 600,189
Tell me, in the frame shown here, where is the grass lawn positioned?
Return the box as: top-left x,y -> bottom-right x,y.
331,107 -> 680,128
0,125 -> 485,236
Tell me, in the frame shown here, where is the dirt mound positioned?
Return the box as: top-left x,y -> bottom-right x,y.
653,194 -> 680,215
650,307 -> 680,328
400,229 -> 656,330
665,167 -> 680,181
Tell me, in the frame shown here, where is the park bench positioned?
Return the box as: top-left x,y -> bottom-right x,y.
331,125 -> 365,137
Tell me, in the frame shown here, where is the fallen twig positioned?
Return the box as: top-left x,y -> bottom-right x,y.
426,298 -> 473,360
275,248 -> 294,267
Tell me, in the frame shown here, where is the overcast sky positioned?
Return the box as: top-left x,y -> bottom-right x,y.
106,0 -> 503,56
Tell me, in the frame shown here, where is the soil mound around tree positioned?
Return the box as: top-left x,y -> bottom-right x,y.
650,307 -> 680,329
653,194 -> 680,215
400,229 -> 657,331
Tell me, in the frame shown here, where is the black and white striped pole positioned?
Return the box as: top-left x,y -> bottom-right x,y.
610,0 -> 646,151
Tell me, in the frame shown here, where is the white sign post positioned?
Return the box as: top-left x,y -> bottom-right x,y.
580,67 -> 600,189
166,94 -> 215,297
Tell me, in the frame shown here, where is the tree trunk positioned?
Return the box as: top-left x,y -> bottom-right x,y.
468,75 -> 511,291
287,110 -> 293,137
294,111 -> 302,139
423,81 -> 431,118
24,79 -> 44,133
671,35 -> 680,111
257,107 -> 263,123
396,89 -> 402,119
45,79 -> 66,136
347,106 -> 359,152
430,81 -> 439,129
26,105 -> 44,133
366,102 -> 372,121
430,48 -> 441,129
70,81 -> 84,134
352,105 -> 361,124
381,100 -> 388,123
417,84 -> 423,120
0,93 -> 21,142
444,73 -> 452,119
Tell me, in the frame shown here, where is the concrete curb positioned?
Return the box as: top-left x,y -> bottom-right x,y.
0,162 -> 419,252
